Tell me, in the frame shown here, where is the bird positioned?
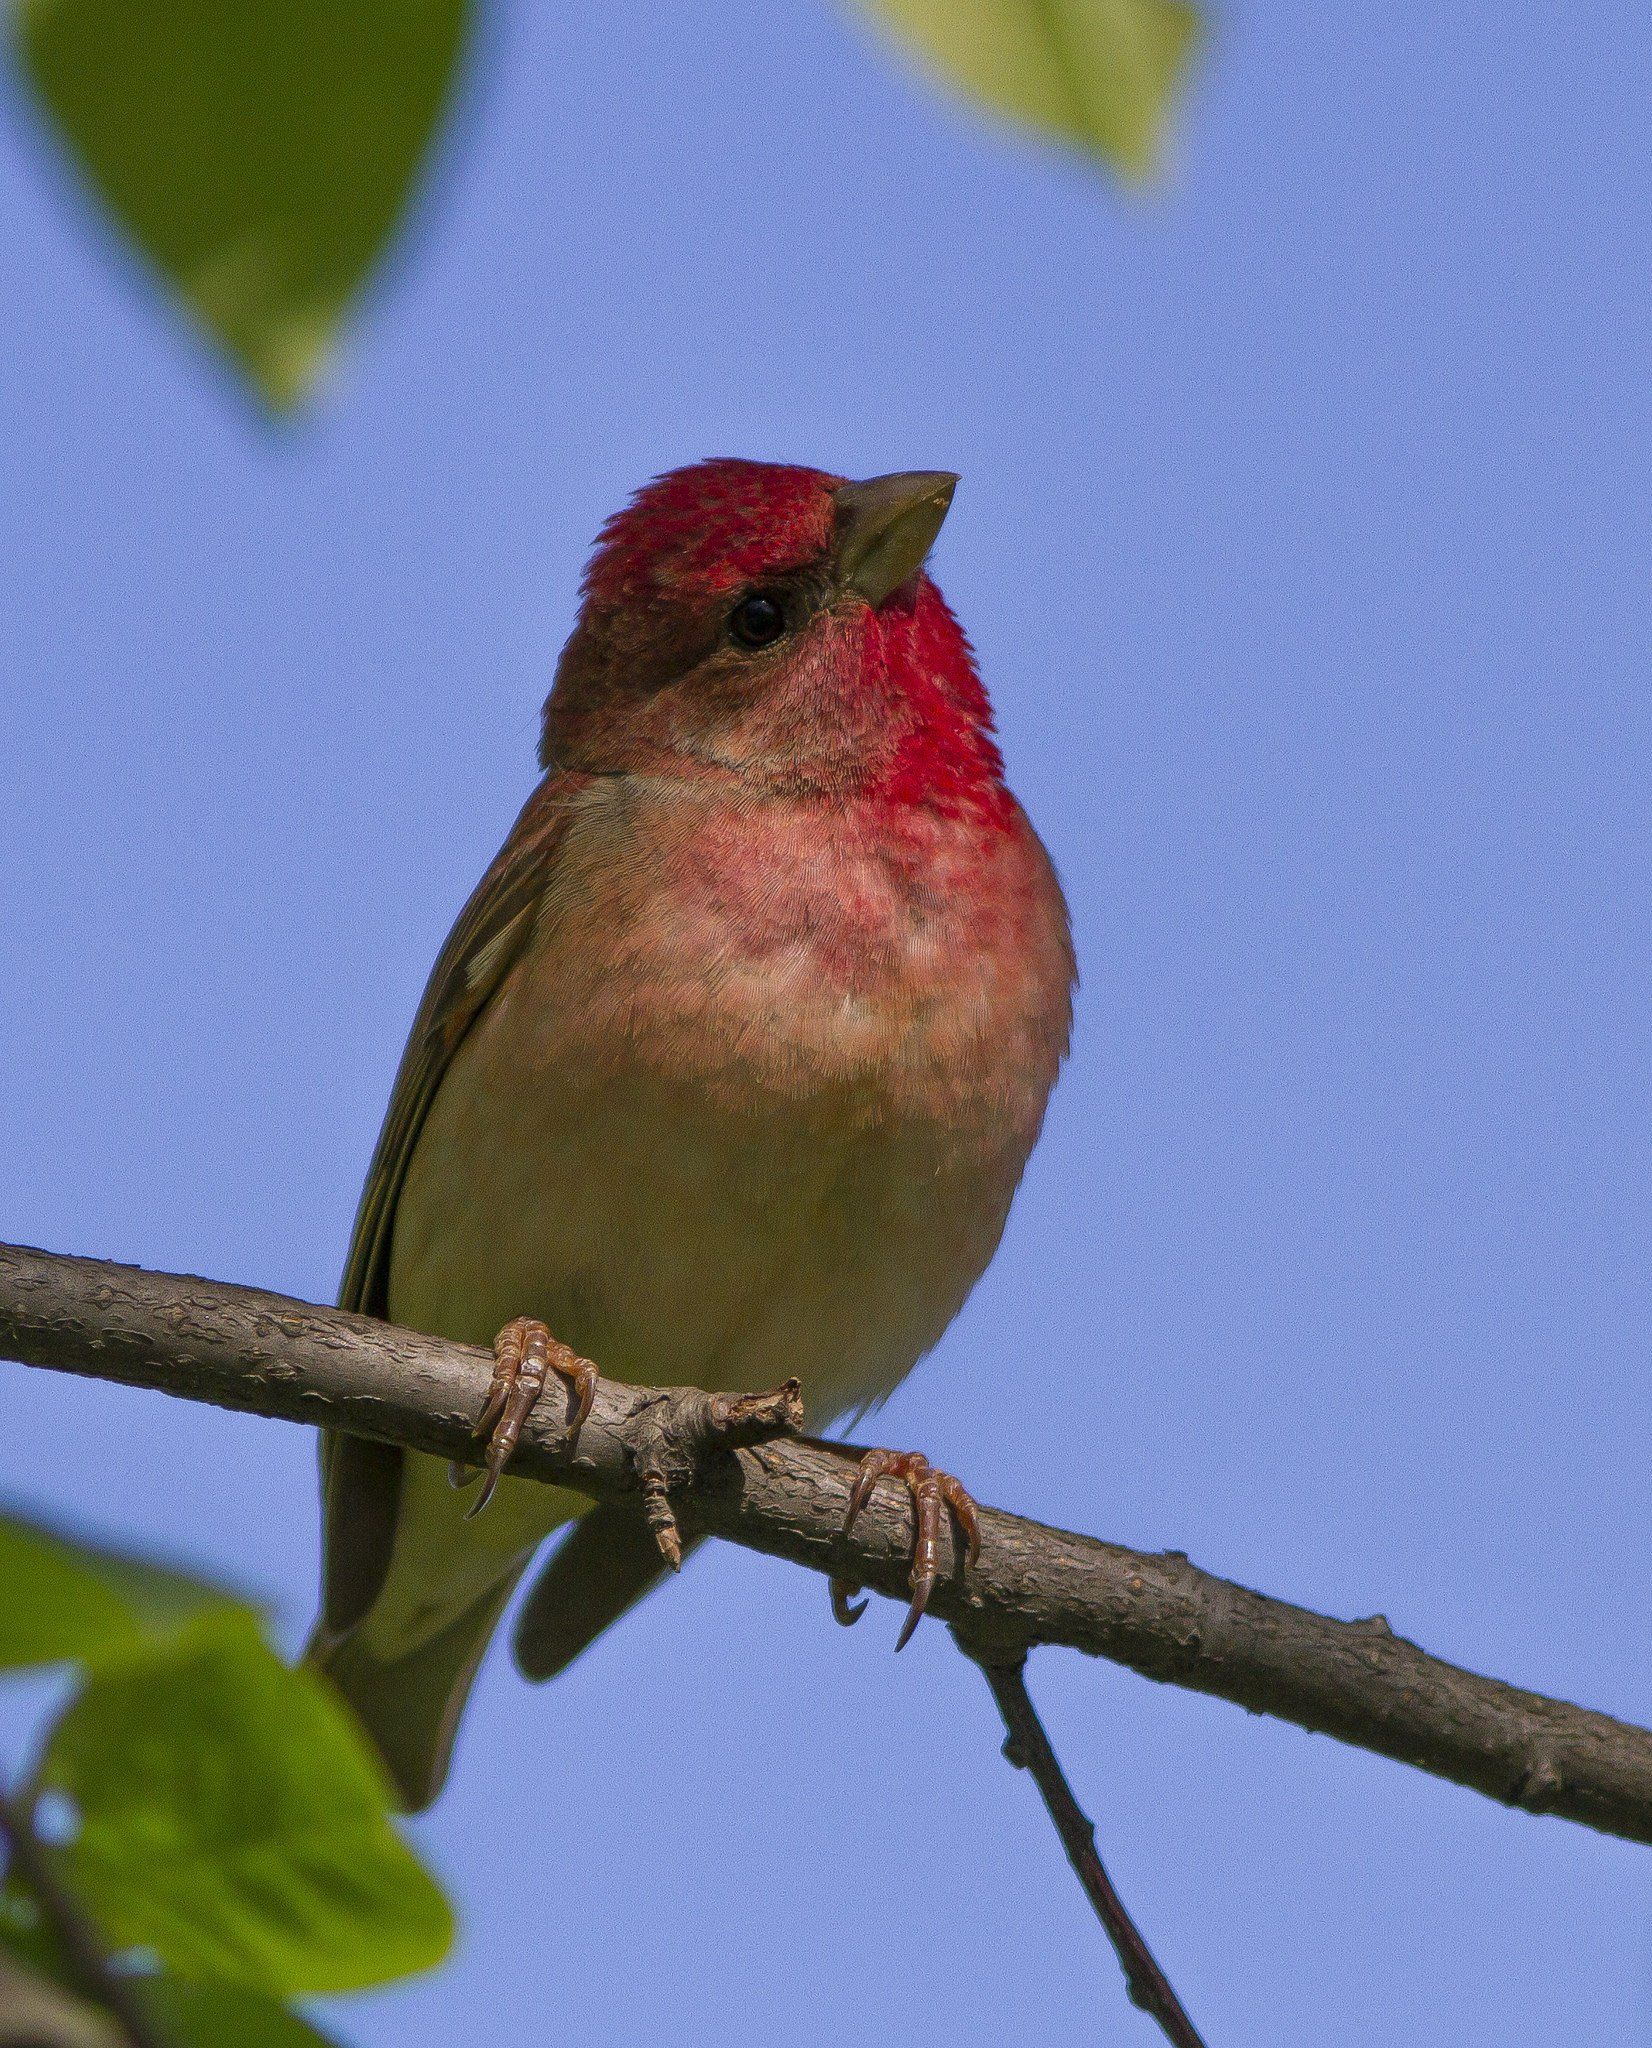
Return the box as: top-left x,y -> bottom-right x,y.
306,460 -> 1075,1810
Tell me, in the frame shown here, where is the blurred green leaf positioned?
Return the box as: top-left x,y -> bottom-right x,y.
38,1614 -> 452,1996
13,0 -> 475,407
852,0 -> 1200,180
152,1980 -> 345,2048
0,1506 -> 240,1674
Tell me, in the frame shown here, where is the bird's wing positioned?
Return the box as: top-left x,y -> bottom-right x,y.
319,775 -> 576,1640
339,775 -> 576,1321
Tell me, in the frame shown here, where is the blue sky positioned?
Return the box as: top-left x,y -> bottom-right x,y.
4,4 -> 1651,2042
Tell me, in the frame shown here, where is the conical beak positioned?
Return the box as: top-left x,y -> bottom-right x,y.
833,471 -> 959,607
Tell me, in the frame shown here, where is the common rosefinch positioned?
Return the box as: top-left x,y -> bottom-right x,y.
308,461 -> 1074,1808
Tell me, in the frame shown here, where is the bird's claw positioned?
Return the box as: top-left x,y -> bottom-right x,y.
450,1316 -> 597,1518
830,1448 -> 981,1650
829,1577 -> 868,1628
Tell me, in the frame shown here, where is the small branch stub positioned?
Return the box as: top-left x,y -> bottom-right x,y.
625,1378 -> 805,1567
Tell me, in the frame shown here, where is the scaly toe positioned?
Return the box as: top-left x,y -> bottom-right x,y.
834,1446 -> 981,1649
463,1316 -> 595,1519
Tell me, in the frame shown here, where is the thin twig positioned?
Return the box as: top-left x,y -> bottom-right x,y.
0,1785 -> 173,2048
960,1644 -> 1206,2048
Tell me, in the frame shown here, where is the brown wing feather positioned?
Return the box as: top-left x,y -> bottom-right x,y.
317,776 -> 577,1639
339,776 -> 576,1319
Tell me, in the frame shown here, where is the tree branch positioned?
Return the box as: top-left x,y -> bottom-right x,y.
960,1645 -> 1206,2047
0,1948 -> 122,2048
4,1240 -> 1652,1846
0,1785 -> 172,2048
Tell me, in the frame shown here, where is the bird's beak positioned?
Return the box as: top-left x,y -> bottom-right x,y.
833,471 -> 959,608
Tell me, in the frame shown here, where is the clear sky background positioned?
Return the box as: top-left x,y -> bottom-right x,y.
4,5 -> 1651,2043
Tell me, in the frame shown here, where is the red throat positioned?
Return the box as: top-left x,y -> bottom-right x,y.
856,580 -> 1014,829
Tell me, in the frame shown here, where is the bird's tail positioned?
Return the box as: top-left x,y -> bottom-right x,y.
307,1442 -> 583,1811
512,1502 -> 690,1680
309,1456 -> 687,1807
309,1510 -> 684,1805
307,1569 -> 525,1812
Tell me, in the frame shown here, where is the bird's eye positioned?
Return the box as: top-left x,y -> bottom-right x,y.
729,592 -> 787,649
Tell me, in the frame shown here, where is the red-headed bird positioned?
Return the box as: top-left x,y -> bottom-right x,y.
308,461 -> 1075,1808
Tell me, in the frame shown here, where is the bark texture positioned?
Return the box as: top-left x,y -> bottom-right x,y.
4,1240 -> 1651,1846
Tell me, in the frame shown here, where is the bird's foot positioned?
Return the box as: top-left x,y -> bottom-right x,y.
830,1448 -> 982,1651
450,1316 -> 597,1518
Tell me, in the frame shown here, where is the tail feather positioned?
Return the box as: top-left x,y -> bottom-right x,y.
513,1505 -> 690,1681
307,1574 -> 521,1812
311,1446 -> 589,1805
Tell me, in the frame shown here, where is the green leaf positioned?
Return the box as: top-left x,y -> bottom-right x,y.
851,0 -> 1201,181
38,1614 -> 452,1996
13,0 -> 475,407
0,1505 -> 239,1674
153,1980 -> 346,2048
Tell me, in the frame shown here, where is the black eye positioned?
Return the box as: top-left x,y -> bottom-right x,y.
729,592 -> 787,648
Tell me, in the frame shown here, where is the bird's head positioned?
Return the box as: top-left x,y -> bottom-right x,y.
541,459 -> 1010,819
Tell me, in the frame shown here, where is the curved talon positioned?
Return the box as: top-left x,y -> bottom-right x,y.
567,1361 -> 598,1439
466,1463 -> 504,1521
461,1317 -> 597,1521
830,1578 -> 868,1627
835,1447 -> 981,1650
884,1453 -> 948,1651
842,1447 -> 898,1538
